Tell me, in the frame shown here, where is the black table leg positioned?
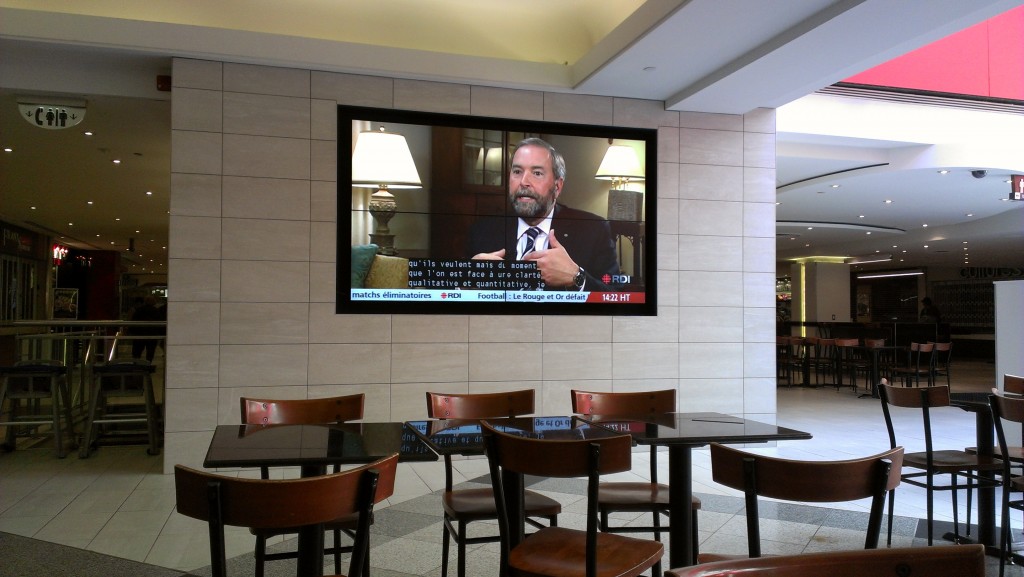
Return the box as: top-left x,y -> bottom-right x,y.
668,445 -> 695,567
298,464 -> 328,576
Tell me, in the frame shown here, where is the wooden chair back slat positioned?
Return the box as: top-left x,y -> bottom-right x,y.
426,389 -> 534,419
240,394 -> 364,425
571,389 -> 675,415
665,545 -> 985,577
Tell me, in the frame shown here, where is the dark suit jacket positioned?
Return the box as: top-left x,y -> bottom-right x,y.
466,204 -> 620,291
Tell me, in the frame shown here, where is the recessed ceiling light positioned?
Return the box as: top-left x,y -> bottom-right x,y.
30,206 -> 36,210
112,159 -> 121,164
938,170 -> 950,174
3,147 -> 12,153
858,215 -> 865,218
84,131 -> 93,136
775,201 -> 781,205
966,213 -> 974,217
87,200 -> 93,205
807,227 -> 814,230
115,217 -> 121,221
892,245 -> 898,248
866,231 -> 872,235
67,222 -> 73,226
922,223 -> 928,227
145,191 -> 153,196
963,241 -> 968,244
884,200 -> 893,204
923,245 -> 929,249
830,184 -> 840,188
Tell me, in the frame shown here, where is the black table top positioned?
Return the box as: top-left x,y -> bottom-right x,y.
580,411 -> 813,447
204,422 -> 438,469
405,415 -> 623,455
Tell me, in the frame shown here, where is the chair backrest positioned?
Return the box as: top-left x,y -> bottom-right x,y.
482,420 -> 636,577
425,389 -> 534,419
664,544 -> 985,577
570,389 -> 675,415
1004,374 -> 1024,396
240,394 -> 364,425
991,392 -> 1024,483
709,443 -> 903,556
864,338 -> 885,348
174,453 -> 398,577
878,384 -> 950,457
570,388 -> 674,484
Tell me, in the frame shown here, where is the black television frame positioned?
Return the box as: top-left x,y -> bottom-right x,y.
336,105 -> 657,316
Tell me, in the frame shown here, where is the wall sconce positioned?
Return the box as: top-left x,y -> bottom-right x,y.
595,143 -> 644,221
351,127 -> 422,255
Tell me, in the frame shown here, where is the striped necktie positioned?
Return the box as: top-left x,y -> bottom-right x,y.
521,227 -> 541,259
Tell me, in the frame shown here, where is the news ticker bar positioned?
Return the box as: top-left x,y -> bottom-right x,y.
350,289 -> 645,303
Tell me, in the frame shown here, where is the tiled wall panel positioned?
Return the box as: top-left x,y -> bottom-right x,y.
165,58 -> 778,471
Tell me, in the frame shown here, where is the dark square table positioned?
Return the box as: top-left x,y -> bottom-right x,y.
204,422 -> 437,576
580,412 -> 812,567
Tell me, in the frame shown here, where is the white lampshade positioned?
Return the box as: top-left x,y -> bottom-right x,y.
352,128 -> 422,189
595,144 -> 644,188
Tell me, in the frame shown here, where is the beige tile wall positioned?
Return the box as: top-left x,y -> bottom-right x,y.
164,58 -> 777,472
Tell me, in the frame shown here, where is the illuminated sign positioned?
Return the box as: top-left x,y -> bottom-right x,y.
52,243 -> 69,264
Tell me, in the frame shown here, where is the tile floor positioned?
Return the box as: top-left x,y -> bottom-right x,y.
0,361 -> 1018,576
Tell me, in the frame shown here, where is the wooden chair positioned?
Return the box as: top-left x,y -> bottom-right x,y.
891,342 -> 934,387
239,394 -> 365,577
833,338 -> 865,392
425,390 -> 560,577
699,443 -> 902,562
174,453 -> 397,577
664,544 -> 985,577
570,388 -> 694,576
481,420 -> 663,577
966,374 -> 1024,461
878,384 -> 1002,545
808,337 -> 837,386
990,392 -> 1024,577
929,341 -> 953,387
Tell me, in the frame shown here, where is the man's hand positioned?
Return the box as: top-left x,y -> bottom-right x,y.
471,249 -> 505,260
524,230 -> 578,288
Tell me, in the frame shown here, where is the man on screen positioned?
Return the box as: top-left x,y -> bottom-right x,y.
467,137 -> 620,291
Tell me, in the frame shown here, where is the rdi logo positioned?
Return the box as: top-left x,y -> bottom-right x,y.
601,274 -> 631,284
441,292 -> 462,299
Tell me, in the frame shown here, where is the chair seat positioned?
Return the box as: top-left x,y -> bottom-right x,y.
903,450 -> 1003,473
965,445 -> 1024,461
508,526 -> 663,577
598,482 -> 701,511
443,487 -> 561,521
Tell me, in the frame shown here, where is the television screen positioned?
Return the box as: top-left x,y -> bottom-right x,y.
337,105 -> 657,315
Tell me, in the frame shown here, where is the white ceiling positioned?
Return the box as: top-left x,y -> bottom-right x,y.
1,0 -> 1022,276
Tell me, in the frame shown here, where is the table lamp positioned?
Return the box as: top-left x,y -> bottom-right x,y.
351,127 -> 422,255
595,143 -> 644,221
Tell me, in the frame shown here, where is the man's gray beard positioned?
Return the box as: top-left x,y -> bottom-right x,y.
511,190 -> 550,218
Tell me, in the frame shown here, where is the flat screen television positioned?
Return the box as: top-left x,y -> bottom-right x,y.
337,105 -> 657,315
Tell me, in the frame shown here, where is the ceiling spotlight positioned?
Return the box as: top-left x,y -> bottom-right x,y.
146,191 -> 153,196
112,159 -> 121,164
3,147 -> 12,153
922,223 -> 928,227
938,170 -> 950,175
830,184 -> 840,188
84,131 -> 93,136
884,200 -> 893,204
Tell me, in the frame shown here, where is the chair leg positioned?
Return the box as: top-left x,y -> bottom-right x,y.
440,517 -> 451,577
457,520 -> 468,577
886,489 -> 895,546
333,528 -> 342,576
254,536 -> 266,577
926,474 -> 935,545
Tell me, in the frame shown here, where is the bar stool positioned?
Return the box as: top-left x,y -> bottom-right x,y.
0,360 -> 75,458
79,359 -> 161,458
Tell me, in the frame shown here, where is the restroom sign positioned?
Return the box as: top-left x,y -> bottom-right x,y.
1012,175 -> 1024,201
19,102 -> 86,130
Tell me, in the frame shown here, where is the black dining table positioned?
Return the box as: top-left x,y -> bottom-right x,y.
580,412 -> 813,567
204,422 -> 438,576
409,412 -> 812,568
405,415 -> 623,547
